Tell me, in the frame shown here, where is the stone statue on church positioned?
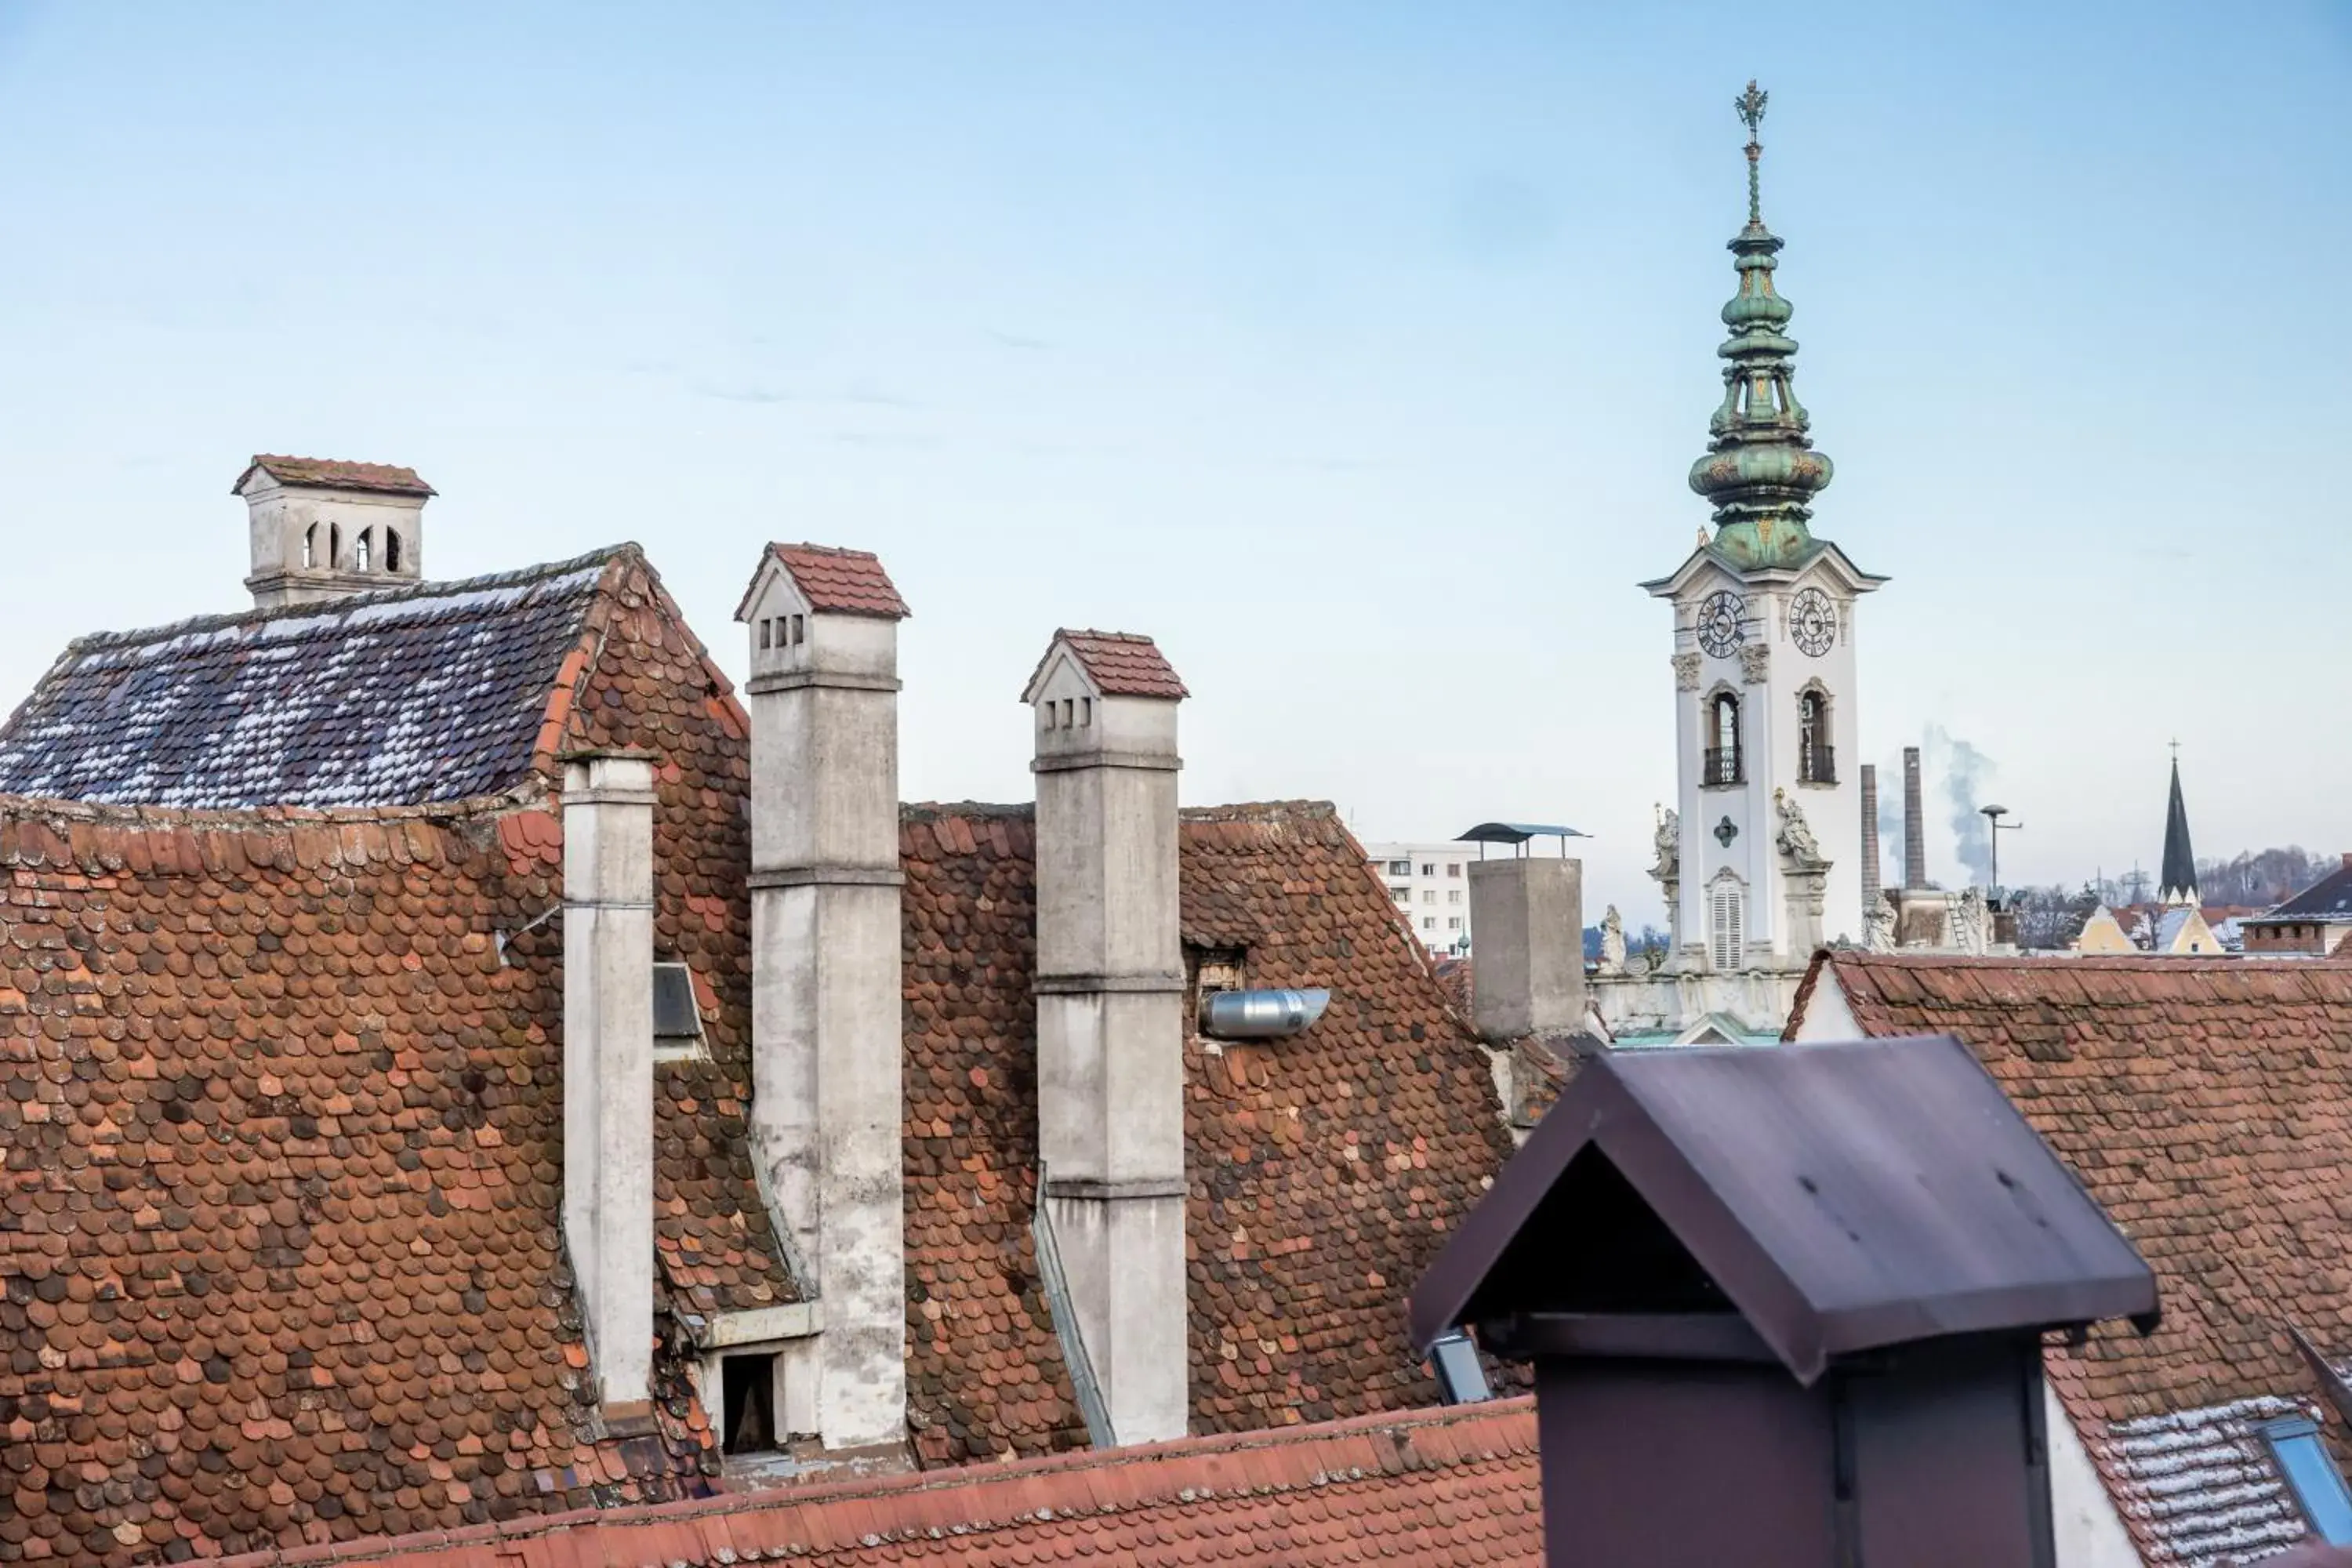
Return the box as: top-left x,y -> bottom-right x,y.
1773,788 -> 1825,868
1650,808 -> 1680,885
1864,899 -> 1897,953
1599,906 -> 1627,975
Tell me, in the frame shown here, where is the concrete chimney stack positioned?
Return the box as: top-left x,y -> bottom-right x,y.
1466,857 -> 1585,1042
561,750 -> 659,1414
737,543 -> 911,1452
1859,764 -> 1882,916
234,455 -> 433,608
1903,746 -> 1927,891
1023,629 -> 1190,1446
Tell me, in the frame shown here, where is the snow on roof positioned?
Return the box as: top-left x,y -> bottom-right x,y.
2100,1395 -> 2317,1566
0,553 -> 616,809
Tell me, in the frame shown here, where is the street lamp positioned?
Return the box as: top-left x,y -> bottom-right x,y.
1981,804 -> 2024,906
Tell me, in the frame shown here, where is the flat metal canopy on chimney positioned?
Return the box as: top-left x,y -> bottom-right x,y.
1456,822 -> 1588,859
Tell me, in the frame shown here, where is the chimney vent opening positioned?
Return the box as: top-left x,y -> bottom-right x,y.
720,1352 -> 781,1455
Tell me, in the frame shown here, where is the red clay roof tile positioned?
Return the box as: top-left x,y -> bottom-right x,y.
737,542 -> 910,620
1798,951 -> 2352,1565
191,1398 -> 1539,1568
234,456 -> 437,496
898,798 -> 1515,1461
1026,630 -> 1189,699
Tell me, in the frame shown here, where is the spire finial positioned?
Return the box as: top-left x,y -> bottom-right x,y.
1737,80 -> 1769,226
1686,81 -> 1830,567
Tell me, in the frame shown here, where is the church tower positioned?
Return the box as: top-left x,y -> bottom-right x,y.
2158,750 -> 2198,908
1645,84 -> 1886,973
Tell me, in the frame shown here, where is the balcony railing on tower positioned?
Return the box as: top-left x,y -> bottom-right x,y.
1800,741 -> 1835,786
1704,747 -> 1744,787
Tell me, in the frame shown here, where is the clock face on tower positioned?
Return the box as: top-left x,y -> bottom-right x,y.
1788,587 -> 1837,657
1695,590 -> 1746,658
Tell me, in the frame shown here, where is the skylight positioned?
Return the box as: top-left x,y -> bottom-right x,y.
2262,1415 -> 2352,1545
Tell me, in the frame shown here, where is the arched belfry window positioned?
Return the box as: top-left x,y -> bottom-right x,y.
354,530 -> 372,572
385,528 -> 403,572
1705,691 -> 1742,786
1798,688 -> 1834,784
1709,874 -> 1747,972
301,524 -> 318,570
328,523 -> 342,568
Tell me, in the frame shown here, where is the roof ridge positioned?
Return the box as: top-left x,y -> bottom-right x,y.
1180,800 -> 1339,823
194,1399 -> 1536,1567
0,789 -> 535,833
897,800 -> 1344,826
55,543 -> 638,655
1054,626 -> 1160,644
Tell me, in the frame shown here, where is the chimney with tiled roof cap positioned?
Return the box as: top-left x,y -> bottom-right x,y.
237,454 -> 434,608
735,542 -> 910,1454
561,750 -> 659,1415
1022,628 -> 1190,1446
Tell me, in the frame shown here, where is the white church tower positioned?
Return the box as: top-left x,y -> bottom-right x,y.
1597,83 -> 1886,1045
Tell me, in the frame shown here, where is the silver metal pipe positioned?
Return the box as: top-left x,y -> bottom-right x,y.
1199,988 -> 1330,1040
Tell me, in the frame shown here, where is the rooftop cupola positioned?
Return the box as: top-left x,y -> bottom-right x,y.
238,454 -> 434,609
1686,82 -> 1834,569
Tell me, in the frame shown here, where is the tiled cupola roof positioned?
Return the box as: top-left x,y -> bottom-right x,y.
0,550 -> 630,809
736,541 -> 911,619
233,455 -> 437,496
1026,629 -> 1189,699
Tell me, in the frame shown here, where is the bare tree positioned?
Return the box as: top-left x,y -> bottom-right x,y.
2009,883 -> 2101,951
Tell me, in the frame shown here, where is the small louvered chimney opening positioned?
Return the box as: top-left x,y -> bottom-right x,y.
652,961 -> 707,1063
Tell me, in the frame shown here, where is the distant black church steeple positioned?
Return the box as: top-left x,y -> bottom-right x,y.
2159,746 -> 2198,908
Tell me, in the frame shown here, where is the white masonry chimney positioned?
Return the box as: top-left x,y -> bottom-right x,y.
234,454 -> 434,608
1022,628 -> 1189,1446
736,543 -> 910,1452
561,750 -> 659,1415
1466,855 -> 1586,1042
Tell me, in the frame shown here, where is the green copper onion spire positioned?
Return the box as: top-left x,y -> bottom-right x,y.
1687,80 -> 1834,568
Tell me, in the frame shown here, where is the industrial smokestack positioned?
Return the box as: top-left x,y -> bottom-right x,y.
1903,746 -> 1927,891
1860,764 -> 1882,916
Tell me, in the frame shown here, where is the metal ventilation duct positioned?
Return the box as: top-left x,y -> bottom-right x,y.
1199,988 -> 1330,1040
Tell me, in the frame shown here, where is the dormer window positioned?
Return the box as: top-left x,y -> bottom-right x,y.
354,531 -> 372,572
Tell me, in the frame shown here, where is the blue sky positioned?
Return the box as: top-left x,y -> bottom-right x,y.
0,2 -> 2343,919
